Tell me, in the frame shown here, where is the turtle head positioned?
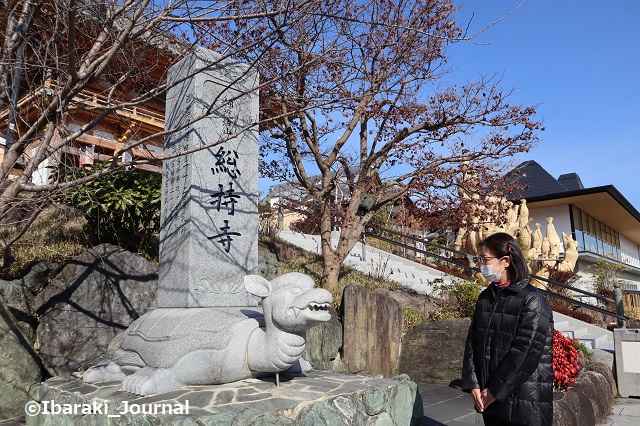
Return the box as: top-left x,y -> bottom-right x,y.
245,273 -> 332,333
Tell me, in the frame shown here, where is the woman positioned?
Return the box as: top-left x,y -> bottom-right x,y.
462,232 -> 554,426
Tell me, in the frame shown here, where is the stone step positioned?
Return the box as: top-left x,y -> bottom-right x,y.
279,231 -> 460,292
552,311 -> 613,352
558,327 -> 589,339
598,341 -> 615,353
578,334 -> 610,350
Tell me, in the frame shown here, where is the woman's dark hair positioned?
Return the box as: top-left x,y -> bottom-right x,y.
478,232 -> 530,282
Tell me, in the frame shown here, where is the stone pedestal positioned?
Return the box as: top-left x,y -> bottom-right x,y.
614,328 -> 640,397
26,372 -> 423,425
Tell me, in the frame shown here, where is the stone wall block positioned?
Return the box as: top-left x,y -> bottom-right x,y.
34,244 -> 158,376
0,294 -> 43,419
398,318 -> 471,386
297,394 -> 367,425
571,370 -> 613,424
258,250 -> 278,281
342,285 -> 402,378
389,375 -> 422,426
234,408 -> 296,426
0,261 -> 59,340
552,389 -> 595,426
588,362 -> 617,396
302,307 -> 342,371
366,412 -> 393,426
362,385 -> 389,416
197,413 -> 234,426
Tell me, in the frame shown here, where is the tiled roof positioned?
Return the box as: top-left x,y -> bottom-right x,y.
558,173 -> 585,191
507,160 -> 569,199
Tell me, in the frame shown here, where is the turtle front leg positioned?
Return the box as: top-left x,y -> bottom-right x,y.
83,360 -> 127,383
121,367 -> 183,395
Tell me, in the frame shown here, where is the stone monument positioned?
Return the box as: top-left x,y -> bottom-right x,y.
83,49 -> 333,395
159,48 -> 260,308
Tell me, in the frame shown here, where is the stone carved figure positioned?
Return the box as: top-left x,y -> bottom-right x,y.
450,187 -> 581,288
546,217 -> 561,258
518,218 -> 533,251
532,223 -> 543,256
557,233 -> 579,273
466,229 -> 480,255
541,237 -> 550,260
83,272 -> 332,395
506,201 -> 520,235
517,199 -> 529,229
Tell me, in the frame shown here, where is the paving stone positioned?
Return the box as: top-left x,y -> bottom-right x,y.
234,392 -> 272,402
237,387 -> 259,395
271,388 -> 322,400
619,403 -> 640,417
213,390 -> 236,405
261,398 -> 305,411
183,391 -> 215,408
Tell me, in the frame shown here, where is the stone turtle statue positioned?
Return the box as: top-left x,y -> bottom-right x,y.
83,272 -> 332,395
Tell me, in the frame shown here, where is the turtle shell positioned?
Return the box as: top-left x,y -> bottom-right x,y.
120,307 -> 264,368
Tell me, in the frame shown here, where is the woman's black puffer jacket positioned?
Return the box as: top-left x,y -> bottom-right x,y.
462,277 -> 554,425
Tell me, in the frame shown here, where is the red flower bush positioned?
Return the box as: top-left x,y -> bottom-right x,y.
552,329 -> 581,391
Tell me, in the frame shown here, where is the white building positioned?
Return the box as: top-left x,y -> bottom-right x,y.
509,161 -> 640,288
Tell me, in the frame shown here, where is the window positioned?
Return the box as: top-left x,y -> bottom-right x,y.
571,205 -> 620,248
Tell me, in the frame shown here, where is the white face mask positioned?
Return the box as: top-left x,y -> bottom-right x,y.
480,263 -> 505,283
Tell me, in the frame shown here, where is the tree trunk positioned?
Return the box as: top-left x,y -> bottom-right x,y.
319,198 -> 366,291
319,198 -> 340,290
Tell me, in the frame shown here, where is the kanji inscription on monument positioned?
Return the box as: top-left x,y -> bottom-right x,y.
159,49 -> 259,307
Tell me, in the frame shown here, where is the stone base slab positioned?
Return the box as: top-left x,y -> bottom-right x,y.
25,371 -> 423,425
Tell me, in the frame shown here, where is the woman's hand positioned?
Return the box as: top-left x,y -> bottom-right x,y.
481,389 -> 496,409
470,388 -> 484,412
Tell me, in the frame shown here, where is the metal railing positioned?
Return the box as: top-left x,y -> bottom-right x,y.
363,226 -> 630,323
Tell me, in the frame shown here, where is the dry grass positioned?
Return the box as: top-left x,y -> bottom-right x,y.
0,204 -> 89,279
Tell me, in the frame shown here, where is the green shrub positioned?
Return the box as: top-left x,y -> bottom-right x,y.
574,341 -> 593,367
432,278 -> 482,318
403,306 -> 429,331
55,162 -> 161,258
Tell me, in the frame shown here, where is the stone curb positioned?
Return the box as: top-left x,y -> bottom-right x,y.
552,367 -> 614,426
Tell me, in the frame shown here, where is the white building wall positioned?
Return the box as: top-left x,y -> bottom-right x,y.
527,204 -> 572,253
620,235 -> 639,257
30,148 -> 50,186
619,234 -> 640,269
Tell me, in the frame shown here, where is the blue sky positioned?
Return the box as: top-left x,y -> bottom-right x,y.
447,0 -> 640,207
260,1 -> 640,208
